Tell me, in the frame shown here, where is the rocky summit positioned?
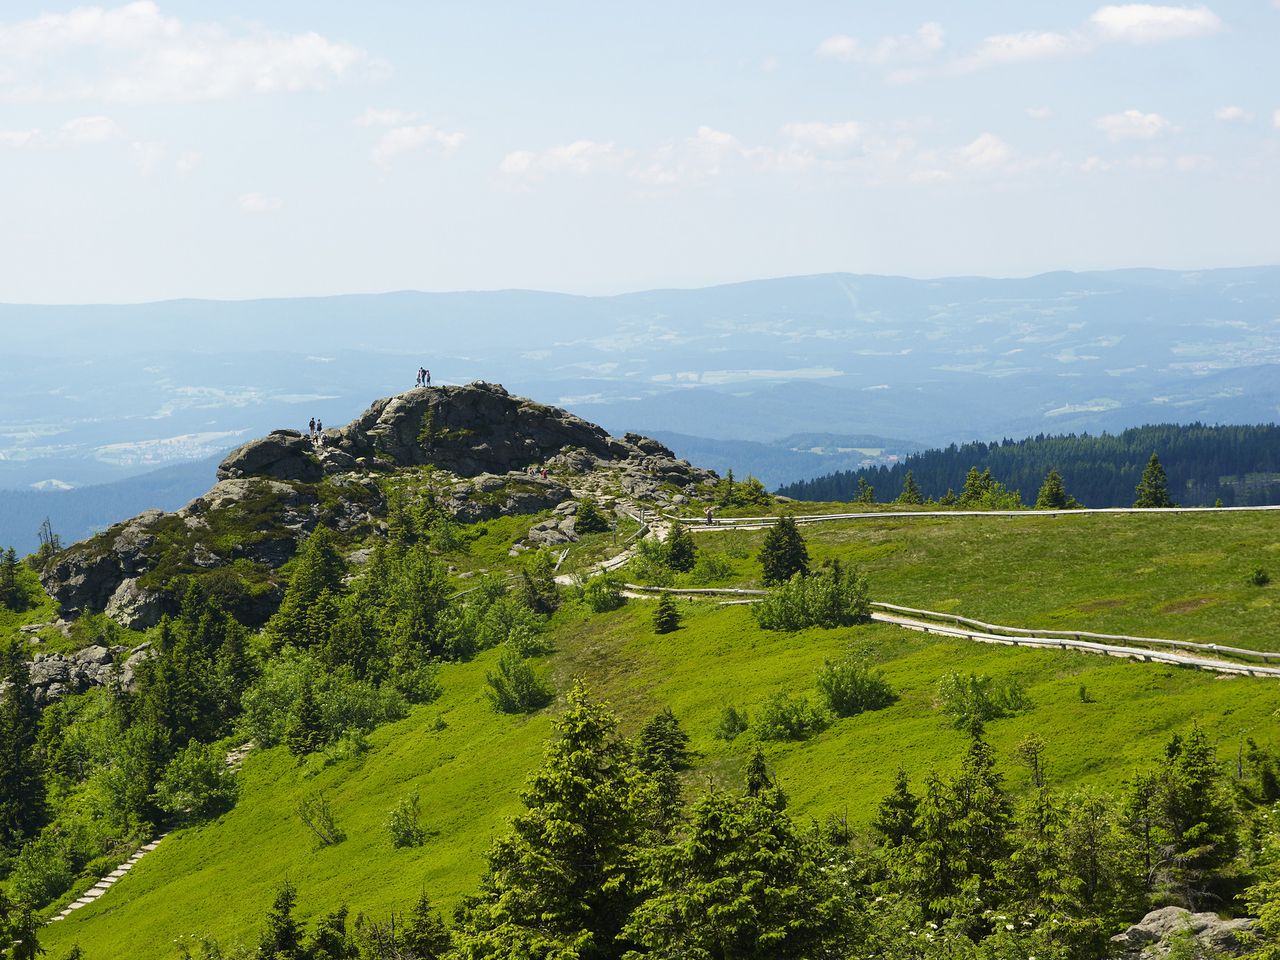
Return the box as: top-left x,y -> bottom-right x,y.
41,381 -> 716,630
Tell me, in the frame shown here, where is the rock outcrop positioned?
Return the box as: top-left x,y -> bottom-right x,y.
1110,906 -> 1256,958
42,381 -> 716,628
25,642 -> 154,706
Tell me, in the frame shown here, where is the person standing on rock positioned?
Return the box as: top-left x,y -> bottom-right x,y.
309,417 -> 316,436
425,369 -> 432,387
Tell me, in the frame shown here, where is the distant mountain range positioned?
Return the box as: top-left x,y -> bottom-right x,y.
3,266 -> 1279,499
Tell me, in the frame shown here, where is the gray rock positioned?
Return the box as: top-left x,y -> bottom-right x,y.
1111,907 -> 1256,958
217,433 -> 323,483
104,578 -> 167,631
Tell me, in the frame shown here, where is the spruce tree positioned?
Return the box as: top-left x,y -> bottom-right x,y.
0,640 -> 43,847
402,891 -> 452,958
896,470 -> 924,505
663,523 -> 696,572
0,547 -> 21,611
1035,467 -> 1080,509
574,496 -> 611,534
285,679 -> 325,757
269,526 -> 347,646
759,516 -> 809,586
1135,452 -> 1174,507
653,594 -> 681,634
257,880 -> 304,960
855,477 -> 875,504
873,767 -> 919,847
634,707 -> 691,772
451,682 -> 654,955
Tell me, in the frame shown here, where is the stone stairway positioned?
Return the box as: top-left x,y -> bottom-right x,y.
49,834 -> 168,923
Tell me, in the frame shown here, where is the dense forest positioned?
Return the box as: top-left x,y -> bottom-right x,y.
777,423 -> 1280,507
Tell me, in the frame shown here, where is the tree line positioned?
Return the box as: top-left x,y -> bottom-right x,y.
778,423 -> 1280,507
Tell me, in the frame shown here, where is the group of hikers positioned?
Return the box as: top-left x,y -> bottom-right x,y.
306,417 -> 326,446
415,367 -> 432,387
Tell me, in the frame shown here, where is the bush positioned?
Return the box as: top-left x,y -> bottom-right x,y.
296,791 -> 345,848
153,741 -> 239,821
389,656 -> 443,705
485,649 -> 554,714
1251,567 -> 1271,587
752,564 -> 870,631
581,575 -> 625,613
9,828 -> 76,907
754,692 -> 830,742
816,655 -> 895,717
935,672 -> 1030,731
714,706 -> 749,742
692,552 -> 734,582
664,524 -> 697,572
385,791 -> 427,848
505,622 -> 552,658
630,537 -> 674,586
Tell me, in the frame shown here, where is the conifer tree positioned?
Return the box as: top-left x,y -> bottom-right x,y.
896,470 -> 924,505
873,767 -> 919,847
622,789 -> 858,958
718,468 -> 737,507
854,477 -> 875,504
0,640 -> 43,846
1035,467 -> 1080,509
0,547 -> 22,611
663,522 -> 696,572
1135,452 -> 1174,507
257,880 -> 304,960
759,516 -> 809,586
634,707 -> 691,772
653,594 -> 681,634
452,682 -> 654,955
285,678 -> 325,757
402,891 -> 453,958
574,496 -> 611,534
1158,725 -> 1238,902
269,526 -> 347,646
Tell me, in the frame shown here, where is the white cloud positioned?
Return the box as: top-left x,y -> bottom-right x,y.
371,124 -> 464,167
131,139 -> 160,174
1096,109 -> 1173,140
1215,105 -> 1252,122
958,31 -> 1078,71
1089,4 -> 1222,43
499,140 -> 621,179
175,150 -> 199,176
957,132 -> 1012,167
0,2 -> 366,103
0,114 -> 122,148
1026,106 -> 1053,120
816,22 -> 943,65
238,192 -> 282,213
781,121 -> 862,148
357,107 -> 417,128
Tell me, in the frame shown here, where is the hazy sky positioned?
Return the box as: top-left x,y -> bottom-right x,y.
1,1 -> 1277,303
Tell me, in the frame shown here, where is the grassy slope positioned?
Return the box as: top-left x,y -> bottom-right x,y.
42,511 -> 1280,958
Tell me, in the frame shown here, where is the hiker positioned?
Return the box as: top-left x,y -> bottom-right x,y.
309,417 -> 316,436
425,369 -> 432,387
704,505 -> 714,525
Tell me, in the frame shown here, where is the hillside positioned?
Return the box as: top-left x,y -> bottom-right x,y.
779,423 -> 1280,507
2,385 -> 1278,959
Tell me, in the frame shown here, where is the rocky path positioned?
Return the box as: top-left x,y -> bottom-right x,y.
50,834 -> 169,923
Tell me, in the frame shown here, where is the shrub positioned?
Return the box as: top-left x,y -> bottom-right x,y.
692,552 -> 734,582
752,564 -> 870,631
581,575 -> 625,613
653,594 -> 681,634
935,671 -> 1030,731
385,791 -> 427,848
505,622 -> 552,658
9,828 -> 76,907
390,657 -> 443,704
296,791 -> 345,847
485,649 -> 554,714
1251,567 -> 1271,587
816,655 -> 895,717
153,741 -> 239,821
754,692 -> 830,742
631,537 -> 674,586
664,524 -> 697,572
714,706 -> 749,742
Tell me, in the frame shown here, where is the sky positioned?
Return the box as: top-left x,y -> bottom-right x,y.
0,0 -> 1277,303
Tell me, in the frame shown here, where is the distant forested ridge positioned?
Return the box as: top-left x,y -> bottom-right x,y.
777,423 -> 1280,507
